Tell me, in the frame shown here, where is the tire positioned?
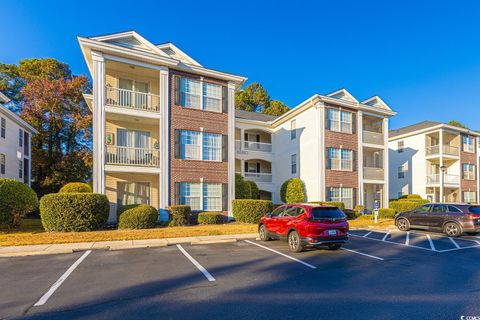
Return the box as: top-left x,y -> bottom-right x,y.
328,244 -> 342,250
444,222 -> 462,237
396,218 -> 410,231
288,230 -> 304,252
258,224 -> 271,241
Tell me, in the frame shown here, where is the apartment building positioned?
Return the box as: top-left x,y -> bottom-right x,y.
79,31 -> 246,221
389,121 -> 480,203
235,89 -> 396,211
0,92 -> 37,185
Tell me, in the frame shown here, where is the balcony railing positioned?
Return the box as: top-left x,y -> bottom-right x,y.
363,130 -> 384,145
425,144 -> 459,156
240,172 -> 273,183
106,145 -> 160,167
236,140 -> 272,153
426,173 -> 460,185
363,167 -> 384,180
106,87 -> 160,112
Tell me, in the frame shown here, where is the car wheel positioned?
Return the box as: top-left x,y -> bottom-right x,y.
328,244 -> 342,250
258,224 -> 270,241
444,222 -> 462,237
288,230 -> 304,252
396,218 -> 410,231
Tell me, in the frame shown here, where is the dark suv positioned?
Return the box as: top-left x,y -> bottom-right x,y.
395,203 -> 480,237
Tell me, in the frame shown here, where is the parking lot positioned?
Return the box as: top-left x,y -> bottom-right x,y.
2,229 -> 480,320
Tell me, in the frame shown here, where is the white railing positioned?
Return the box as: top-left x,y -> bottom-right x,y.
240,172 -> 273,183
426,173 -> 460,185
106,145 -> 160,167
426,145 -> 459,156
363,130 -> 384,145
236,140 -> 272,153
105,87 -> 160,112
427,174 -> 440,184
363,167 -> 384,180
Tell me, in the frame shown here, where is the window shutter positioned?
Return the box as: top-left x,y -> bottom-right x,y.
325,109 -> 330,130
256,163 -> 260,173
222,134 -> 228,162
326,148 -> 331,169
175,182 -> 181,205
461,136 -> 464,152
351,113 -> 356,134
222,86 -> 228,113
326,187 -> 331,201
222,183 -> 228,211
352,150 -> 356,171
174,129 -> 181,159
352,188 -> 357,208
461,164 -> 465,180
174,76 -> 181,106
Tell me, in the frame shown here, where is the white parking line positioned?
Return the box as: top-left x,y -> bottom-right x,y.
363,231 -> 373,238
381,231 -> 390,241
34,250 -> 91,306
405,232 -> 410,245
426,234 -> 436,251
349,233 -> 434,251
176,244 -> 215,282
448,237 -> 461,249
245,240 -> 317,269
341,248 -> 384,261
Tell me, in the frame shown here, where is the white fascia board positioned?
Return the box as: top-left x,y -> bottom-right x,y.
157,42 -> 203,67
180,64 -> 247,86
0,105 -> 38,134
389,124 -> 480,142
83,93 -> 93,112
235,117 -> 274,128
362,95 -> 392,111
326,88 -> 359,103
0,92 -> 10,103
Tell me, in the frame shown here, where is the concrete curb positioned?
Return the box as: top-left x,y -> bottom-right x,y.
0,233 -> 258,258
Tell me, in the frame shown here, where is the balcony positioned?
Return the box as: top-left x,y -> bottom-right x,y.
236,140 -> 272,153
426,173 -> 460,185
425,144 -> 459,157
363,167 -> 384,180
106,87 -> 160,112
363,130 -> 384,146
106,145 -> 160,167
240,172 -> 273,183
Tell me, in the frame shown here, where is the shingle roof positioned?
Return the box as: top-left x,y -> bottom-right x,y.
389,121 -> 441,138
235,109 -> 279,122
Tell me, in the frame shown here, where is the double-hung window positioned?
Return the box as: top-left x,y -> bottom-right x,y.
203,82 -> 222,112
179,78 -> 223,112
180,182 -> 222,211
327,109 -> 352,133
181,130 -> 201,160
181,130 -> 222,161
203,183 -> 222,211
328,187 -> 354,209
398,163 -> 408,179
180,78 -> 202,109
397,141 -> 404,153
291,154 -> 297,174
463,191 -> 476,203
19,129 -> 23,147
1,118 -> 5,138
463,135 -> 475,153
463,163 -> 475,180
328,148 -> 353,171
0,154 -> 5,174
203,133 -> 222,161
18,160 -> 23,179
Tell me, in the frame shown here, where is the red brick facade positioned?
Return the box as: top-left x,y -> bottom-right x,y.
460,134 -> 477,201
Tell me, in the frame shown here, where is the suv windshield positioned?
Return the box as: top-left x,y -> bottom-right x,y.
311,207 -> 345,219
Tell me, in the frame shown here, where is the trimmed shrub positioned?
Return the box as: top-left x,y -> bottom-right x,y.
280,178 -> 305,203
309,201 -> 346,211
118,204 -> 158,229
399,194 -> 422,200
40,193 -> 109,232
246,180 -> 260,199
198,212 -> 224,225
59,182 -> 92,193
169,205 -> 191,226
378,208 -> 396,218
235,173 -> 251,199
389,200 -> 421,213
0,178 -> 38,228
354,205 -> 365,217
232,199 -> 273,223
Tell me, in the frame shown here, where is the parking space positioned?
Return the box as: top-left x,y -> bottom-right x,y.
3,231 -> 480,319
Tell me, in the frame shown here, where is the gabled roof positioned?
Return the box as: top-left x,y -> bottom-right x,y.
235,109 -> 279,122
0,92 -> 10,103
389,121 -> 441,138
361,96 -> 392,111
326,88 -> 359,103
156,42 -> 202,67
0,92 -> 37,134
91,31 -> 169,57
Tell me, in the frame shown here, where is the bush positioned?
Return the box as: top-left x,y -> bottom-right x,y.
169,205 -> 191,226
0,178 -> 38,228
309,201 -> 346,211
389,200 -> 421,213
343,209 -> 356,220
280,178 -> 305,203
232,199 -> 273,223
235,173 -> 251,199
246,180 -> 260,199
198,212 -> 224,225
399,194 -> 422,200
59,182 -> 92,193
354,205 -> 365,216
40,193 -> 109,231
118,204 -> 158,229
378,208 -> 396,218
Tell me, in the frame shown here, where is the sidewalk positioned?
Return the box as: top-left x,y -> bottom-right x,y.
0,233 -> 258,258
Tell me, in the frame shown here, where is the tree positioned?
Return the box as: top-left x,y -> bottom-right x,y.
246,180 -> 260,199
235,82 -> 289,116
280,178 -> 305,203
0,58 -> 92,196
448,120 -> 468,129
263,100 -> 289,116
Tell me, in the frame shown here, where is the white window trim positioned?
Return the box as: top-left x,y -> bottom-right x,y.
180,182 -> 222,211
329,187 -> 354,209
180,77 -> 223,113
181,129 -> 222,162
328,109 -> 353,134
463,163 -> 476,180
463,135 -> 475,153
329,147 -> 353,171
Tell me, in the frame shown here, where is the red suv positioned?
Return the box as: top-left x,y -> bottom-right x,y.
258,204 -> 349,252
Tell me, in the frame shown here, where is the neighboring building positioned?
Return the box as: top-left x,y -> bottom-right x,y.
78,31 -> 246,221
235,89 -> 396,211
0,92 -> 37,185
389,121 -> 480,203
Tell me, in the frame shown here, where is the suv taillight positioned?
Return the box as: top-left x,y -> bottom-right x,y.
466,213 -> 480,219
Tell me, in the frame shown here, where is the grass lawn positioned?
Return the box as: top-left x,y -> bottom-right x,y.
348,216 -> 395,229
0,219 -> 258,247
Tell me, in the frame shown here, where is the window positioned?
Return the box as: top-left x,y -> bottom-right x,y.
181,130 -> 201,160
180,130 -> 222,161
180,78 -> 201,109
291,120 -> 296,140
117,182 -> 150,206
24,131 -> 29,156
291,154 -> 297,174
203,183 -> 222,211
118,78 -> 149,109
0,154 -> 5,174
463,163 -> 476,180
179,78 -> 223,112
463,135 -> 475,153
328,148 -> 353,171
202,133 -> 221,161
432,204 -> 447,213
416,204 -> 432,213
397,141 -> 404,153
19,129 -> 23,147
398,163 -> 407,179
271,206 -> 285,217
1,118 -> 5,138
328,187 -> 354,209
203,82 -> 222,112
327,109 -> 353,133
18,160 -> 23,179
463,191 -> 476,203
448,205 -> 462,213
180,183 -> 222,211
311,207 -> 345,219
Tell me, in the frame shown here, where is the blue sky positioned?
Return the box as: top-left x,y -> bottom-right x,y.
1,0 -> 480,129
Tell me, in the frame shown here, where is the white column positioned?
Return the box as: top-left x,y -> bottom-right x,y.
240,128 -> 245,151
439,129 -> 444,202
28,135 -> 32,187
357,111 -> 364,206
92,51 -> 106,195
382,117 -> 389,208
316,102 -> 326,201
158,67 -> 169,220
227,82 -> 236,218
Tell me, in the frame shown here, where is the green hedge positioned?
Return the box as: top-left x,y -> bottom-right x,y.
40,193 -> 109,232
280,178 -> 305,203
378,208 -> 396,218
0,178 -> 38,228
309,201 -> 346,211
118,204 -> 158,229
235,173 -> 251,199
169,205 -> 191,226
59,182 -> 92,193
232,199 -> 273,223
389,200 -> 422,213
246,180 -> 260,199
198,212 -> 224,225
343,209 -> 356,220
354,205 -> 365,217
399,194 -> 422,200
